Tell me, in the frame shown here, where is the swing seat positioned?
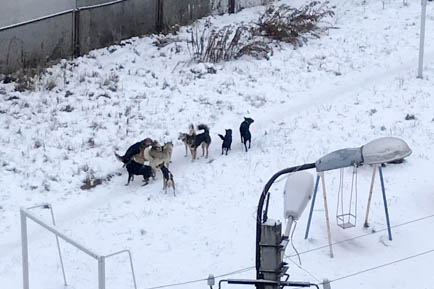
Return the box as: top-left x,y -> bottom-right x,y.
336,213 -> 356,229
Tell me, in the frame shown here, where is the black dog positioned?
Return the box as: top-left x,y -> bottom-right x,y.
190,124 -> 211,160
239,117 -> 254,152
125,160 -> 153,186
218,129 -> 232,155
115,138 -> 152,166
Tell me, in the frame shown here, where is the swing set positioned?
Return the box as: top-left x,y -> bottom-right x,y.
303,137 -> 412,257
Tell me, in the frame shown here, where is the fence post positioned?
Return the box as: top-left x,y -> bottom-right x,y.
98,256 -> 106,289
21,209 -> 29,289
73,8 -> 80,57
156,0 -> 164,32
229,0 -> 236,14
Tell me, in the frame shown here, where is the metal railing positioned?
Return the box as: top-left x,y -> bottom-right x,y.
20,203 -> 137,289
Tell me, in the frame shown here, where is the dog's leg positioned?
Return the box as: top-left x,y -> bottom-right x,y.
244,141 -> 248,152
249,138 -> 251,149
172,180 -> 176,196
150,165 -> 156,179
164,180 -> 167,193
142,178 -> 149,186
201,143 -> 205,157
205,144 -> 209,158
126,174 -> 132,186
184,143 -> 188,157
192,148 -> 197,161
222,147 -> 224,155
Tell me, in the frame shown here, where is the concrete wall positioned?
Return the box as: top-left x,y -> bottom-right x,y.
162,0 -> 211,28
0,12 -> 73,74
0,0 -> 74,28
237,0 -> 269,11
78,0 -> 157,54
0,0 -> 270,74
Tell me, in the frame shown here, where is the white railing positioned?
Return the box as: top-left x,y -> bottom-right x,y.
20,203 -> 137,289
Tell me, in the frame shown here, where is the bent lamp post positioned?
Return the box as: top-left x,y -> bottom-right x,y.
219,164 -> 319,289
304,137 -> 412,257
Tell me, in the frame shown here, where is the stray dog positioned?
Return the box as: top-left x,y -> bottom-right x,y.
125,160 -> 153,186
145,142 -> 174,174
218,129 -> 232,155
115,138 -> 153,166
189,124 -> 211,160
178,124 -> 195,157
158,164 -> 175,196
239,117 -> 254,152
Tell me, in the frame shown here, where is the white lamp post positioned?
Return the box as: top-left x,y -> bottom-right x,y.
418,0 -> 428,78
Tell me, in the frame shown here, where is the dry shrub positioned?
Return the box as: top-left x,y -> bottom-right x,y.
14,70 -> 35,92
257,1 -> 335,46
186,1 -> 334,63
187,24 -> 270,63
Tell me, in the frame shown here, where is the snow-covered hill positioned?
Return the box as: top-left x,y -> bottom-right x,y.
1,1 -> 433,289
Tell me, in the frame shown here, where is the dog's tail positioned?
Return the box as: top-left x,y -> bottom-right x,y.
218,134 -> 225,141
197,124 -> 209,134
114,152 -> 126,163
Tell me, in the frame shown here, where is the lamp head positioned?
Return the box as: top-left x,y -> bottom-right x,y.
283,171 -> 314,220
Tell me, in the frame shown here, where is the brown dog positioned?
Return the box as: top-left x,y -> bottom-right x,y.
144,141 -> 174,174
178,124 -> 195,157
115,138 -> 153,166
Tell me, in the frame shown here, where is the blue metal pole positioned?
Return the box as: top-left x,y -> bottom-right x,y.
305,175 -> 320,239
379,166 -> 392,241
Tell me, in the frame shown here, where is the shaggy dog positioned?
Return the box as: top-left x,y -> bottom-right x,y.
144,142 -> 174,174
239,117 -> 254,152
115,138 -> 153,166
218,129 -> 232,155
178,124 -> 195,157
159,164 -> 175,195
189,124 -> 211,160
125,160 -> 153,186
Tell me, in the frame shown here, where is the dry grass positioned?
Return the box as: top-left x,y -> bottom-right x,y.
187,23 -> 270,63
257,1 -> 335,46
186,1 -> 334,63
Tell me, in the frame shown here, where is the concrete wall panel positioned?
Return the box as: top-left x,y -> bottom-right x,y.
77,0 -> 157,55
0,13 -> 73,74
0,0 -> 73,28
0,0 -> 269,74
162,0 -> 211,28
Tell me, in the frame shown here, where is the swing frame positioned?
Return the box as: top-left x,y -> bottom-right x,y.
304,163 -> 392,258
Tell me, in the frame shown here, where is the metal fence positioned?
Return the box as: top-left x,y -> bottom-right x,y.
0,0 -> 268,75
21,203 -> 137,289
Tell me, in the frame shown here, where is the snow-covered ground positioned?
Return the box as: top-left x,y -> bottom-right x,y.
1,0 -> 433,289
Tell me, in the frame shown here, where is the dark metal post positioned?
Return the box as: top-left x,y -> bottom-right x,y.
304,174 -> 320,239
156,0 -> 164,32
73,8 -> 80,57
229,0 -> 236,14
379,166 -> 392,241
